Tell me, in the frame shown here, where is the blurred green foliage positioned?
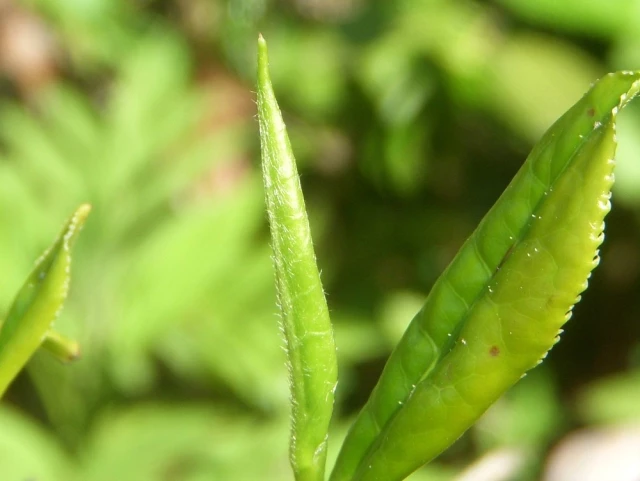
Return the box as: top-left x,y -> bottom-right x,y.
0,0 -> 639,480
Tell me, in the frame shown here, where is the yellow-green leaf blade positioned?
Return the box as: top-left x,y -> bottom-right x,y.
0,204 -> 90,396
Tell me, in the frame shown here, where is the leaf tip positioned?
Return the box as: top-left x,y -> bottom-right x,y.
257,34 -> 270,85
74,203 -> 92,226
63,203 -> 91,249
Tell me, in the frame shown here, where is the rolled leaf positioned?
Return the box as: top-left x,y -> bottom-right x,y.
257,35 -> 338,481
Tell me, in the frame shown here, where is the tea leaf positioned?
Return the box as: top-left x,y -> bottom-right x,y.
0,204 -> 90,396
257,36 -> 338,481
332,72 -> 640,481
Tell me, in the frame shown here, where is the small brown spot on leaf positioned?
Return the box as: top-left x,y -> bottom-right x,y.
489,345 -> 500,357
587,107 -> 595,117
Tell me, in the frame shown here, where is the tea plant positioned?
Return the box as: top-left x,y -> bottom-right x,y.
0,205 -> 89,397
257,34 -> 640,481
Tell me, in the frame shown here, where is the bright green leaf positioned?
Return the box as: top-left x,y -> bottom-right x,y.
257,35 -> 338,481
331,73 -> 640,481
0,204 -> 90,397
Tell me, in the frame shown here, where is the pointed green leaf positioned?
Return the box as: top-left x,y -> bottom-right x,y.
331,72 -> 640,481
257,36 -> 338,481
0,204 -> 90,396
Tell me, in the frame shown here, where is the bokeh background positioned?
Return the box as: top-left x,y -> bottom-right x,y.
1,0 -> 640,480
